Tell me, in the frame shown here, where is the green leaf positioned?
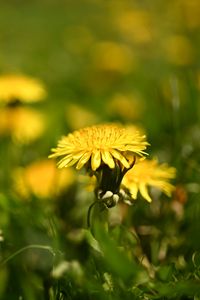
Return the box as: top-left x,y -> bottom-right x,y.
93,222 -> 144,282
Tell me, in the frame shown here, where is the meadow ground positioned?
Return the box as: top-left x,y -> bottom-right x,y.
0,1 -> 200,299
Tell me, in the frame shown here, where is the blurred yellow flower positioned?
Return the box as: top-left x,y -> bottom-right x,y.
115,10 -> 153,44
91,41 -> 135,74
0,107 -> 45,143
0,74 -> 46,104
107,93 -> 144,121
163,35 -> 194,66
66,103 -> 99,130
49,124 -> 149,171
181,0 -> 200,29
122,159 -> 176,202
13,160 -> 75,199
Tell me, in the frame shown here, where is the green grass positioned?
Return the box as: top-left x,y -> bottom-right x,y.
0,0 -> 200,299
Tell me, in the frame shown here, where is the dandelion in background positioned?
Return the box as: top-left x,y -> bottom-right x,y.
13,160 -> 75,200
0,107 -> 45,143
114,9 -> 154,45
0,74 -> 46,104
49,123 -> 149,208
91,41 -> 135,74
122,158 -> 176,203
0,74 -> 46,143
107,93 -> 144,122
163,35 -> 194,66
65,103 -> 99,130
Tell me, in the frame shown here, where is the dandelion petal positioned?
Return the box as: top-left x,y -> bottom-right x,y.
139,182 -> 152,202
57,155 -> 74,168
130,183 -> 138,199
110,149 -> 130,168
91,150 -> 101,171
101,150 -> 115,169
76,152 -> 91,170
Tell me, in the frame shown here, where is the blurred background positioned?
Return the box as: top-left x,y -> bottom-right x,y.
0,0 -> 200,299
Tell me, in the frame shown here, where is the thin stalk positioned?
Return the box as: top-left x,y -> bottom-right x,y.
1,244 -> 55,266
87,200 -> 98,228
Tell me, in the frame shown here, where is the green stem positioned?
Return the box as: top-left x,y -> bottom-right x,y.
1,244 -> 55,266
87,200 -> 109,237
87,200 -> 98,228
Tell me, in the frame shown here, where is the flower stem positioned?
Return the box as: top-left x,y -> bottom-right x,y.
87,200 -> 108,236
0,244 -> 55,266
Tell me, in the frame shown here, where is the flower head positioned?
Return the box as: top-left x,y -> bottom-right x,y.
0,74 -> 46,104
49,124 -> 149,208
115,9 -> 153,44
92,41 -> 135,74
65,103 -> 99,130
107,93 -> 144,121
13,160 -> 75,199
163,35 -> 194,66
49,124 -> 149,172
0,107 -> 45,144
122,159 -> 176,202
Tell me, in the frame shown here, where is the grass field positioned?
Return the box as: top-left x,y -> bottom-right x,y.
0,1 -> 200,299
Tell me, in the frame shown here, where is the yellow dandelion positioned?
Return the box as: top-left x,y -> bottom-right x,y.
49,124 -> 149,172
122,159 -> 176,202
0,107 -> 45,144
182,0 -> 200,29
107,93 -> 144,121
0,74 -> 46,103
91,41 -> 135,74
13,160 -> 75,200
66,103 -> 99,130
115,9 -> 154,44
163,35 -> 194,66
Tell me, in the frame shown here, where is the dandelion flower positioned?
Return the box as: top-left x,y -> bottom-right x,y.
122,159 -> 176,202
0,107 -> 45,144
49,124 -> 149,208
115,9 -> 153,44
163,35 -> 194,66
181,0 -> 200,29
0,74 -> 46,104
49,124 -> 149,172
107,93 -> 144,121
92,41 -> 135,74
66,103 -> 99,130
13,160 -> 75,199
